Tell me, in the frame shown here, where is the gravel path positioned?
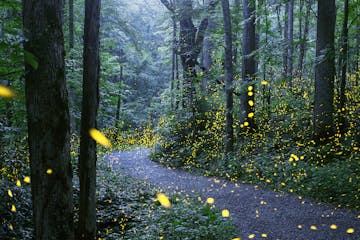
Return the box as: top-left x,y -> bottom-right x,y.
106,148 -> 360,240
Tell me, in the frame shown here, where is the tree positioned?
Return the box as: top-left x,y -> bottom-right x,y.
282,2 -> 288,79
69,0 -> 74,49
202,0 -> 216,93
338,0 -> 349,134
78,0 -> 101,238
115,65 -> 123,128
313,0 -> 336,142
161,0 -> 217,110
296,0 -> 311,80
241,0 -> 256,130
221,0 -> 234,152
22,0 -> 74,239
286,0 -> 294,86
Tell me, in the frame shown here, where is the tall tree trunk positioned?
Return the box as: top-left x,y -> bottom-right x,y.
221,0 -> 234,152
175,48 -> 181,109
161,0 -> 216,110
297,0 -> 311,80
286,0 -> 294,87
233,0 -> 241,66
79,0 -> 101,238
241,0 -> 256,130
22,0 -> 74,239
338,0 -> 349,134
202,0 -> 215,92
282,2 -> 288,79
313,0 -> 336,142
179,0 -> 205,110
171,16 -> 176,110
262,0 -> 271,119
356,22 -> 360,86
68,0 -> 75,132
115,66 -> 123,128
69,0 -> 74,49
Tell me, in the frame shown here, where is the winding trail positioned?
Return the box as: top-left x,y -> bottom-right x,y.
106,148 -> 360,240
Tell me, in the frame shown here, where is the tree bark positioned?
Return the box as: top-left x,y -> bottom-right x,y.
115,66 -> 123,128
221,0 -> 234,152
22,0 -> 74,239
313,0 -> 336,142
338,0 -> 349,134
241,0 -> 256,130
79,0 -> 101,238
286,0 -> 294,87
233,0 -> 241,66
171,16 -> 178,109
297,0 -> 311,80
202,0 -> 215,93
282,2 -> 288,79
161,0 -> 217,110
69,0 -> 74,49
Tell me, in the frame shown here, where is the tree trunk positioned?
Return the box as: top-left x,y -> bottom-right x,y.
282,2 -> 288,79
233,0 -> 241,66
161,0 -> 218,111
178,0 -> 202,110
115,66 -> 123,128
175,48 -> 181,109
171,16 -> 176,109
78,0 -> 101,238
297,0 -> 311,80
286,0 -> 294,87
22,0 -> 74,239
221,0 -> 234,152
313,0 -> 336,142
69,0 -> 74,49
356,22 -> 360,86
241,0 -> 256,130
202,1 -> 215,93
338,0 -> 349,134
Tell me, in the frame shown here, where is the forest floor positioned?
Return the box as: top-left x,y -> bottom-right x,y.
105,148 -> 360,240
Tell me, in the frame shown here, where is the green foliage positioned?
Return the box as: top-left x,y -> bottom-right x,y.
150,198 -> 238,240
152,71 -> 360,209
0,179 -> 32,239
151,107 -> 226,170
0,131 -> 31,239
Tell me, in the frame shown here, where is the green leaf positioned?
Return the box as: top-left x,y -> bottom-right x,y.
24,50 -> 38,70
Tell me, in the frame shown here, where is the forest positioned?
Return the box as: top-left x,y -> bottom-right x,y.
0,0 -> 359,239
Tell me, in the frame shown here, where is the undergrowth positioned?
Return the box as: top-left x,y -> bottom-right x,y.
0,130 -> 238,239
151,73 -> 360,210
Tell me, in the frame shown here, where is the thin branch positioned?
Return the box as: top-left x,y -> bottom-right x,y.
160,0 -> 175,13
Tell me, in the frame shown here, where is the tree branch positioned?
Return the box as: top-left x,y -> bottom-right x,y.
160,0 -> 175,13
195,18 -> 208,46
